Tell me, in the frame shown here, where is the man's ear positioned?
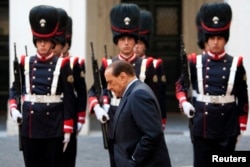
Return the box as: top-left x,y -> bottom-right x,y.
119,72 -> 127,81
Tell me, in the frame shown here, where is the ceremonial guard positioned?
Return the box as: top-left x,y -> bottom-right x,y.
9,5 -> 75,167
52,8 -> 87,167
133,10 -> 168,129
175,2 -> 249,167
53,8 -> 69,57
88,3 -> 158,167
62,16 -> 87,167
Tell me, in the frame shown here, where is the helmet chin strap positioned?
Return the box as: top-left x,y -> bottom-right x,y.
37,47 -> 53,58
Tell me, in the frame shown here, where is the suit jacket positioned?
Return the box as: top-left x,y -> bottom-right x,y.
112,80 -> 171,167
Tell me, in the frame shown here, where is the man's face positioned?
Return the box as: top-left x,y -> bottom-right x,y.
133,40 -> 146,57
62,43 -> 70,56
105,68 -> 126,98
36,39 -> 54,56
207,36 -> 226,54
53,42 -> 64,57
117,36 -> 136,57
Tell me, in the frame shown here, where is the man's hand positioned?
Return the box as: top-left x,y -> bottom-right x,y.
63,133 -> 71,152
181,101 -> 195,118
11,108 -> 22,124
93,104 -> 110,124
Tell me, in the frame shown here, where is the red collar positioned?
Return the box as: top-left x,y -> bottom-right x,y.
207,50 -> 226,60
118,53 -> 136,62
37,52 -> 54,61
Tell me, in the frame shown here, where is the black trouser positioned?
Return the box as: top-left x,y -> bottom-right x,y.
63,132 -> 77,167
22,136 -> 63,167
193,136 -> 237,167
107,105 -> 117,167
108,138 -> 116,167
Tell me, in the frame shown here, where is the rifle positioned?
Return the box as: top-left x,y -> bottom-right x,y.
180,35 -> 194,115
180,35 -> 195,142
104,45 -> 108,59
90,42 -> 109,149
13,43 -> 23,151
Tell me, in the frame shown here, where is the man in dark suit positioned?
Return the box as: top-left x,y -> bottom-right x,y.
104,60 -> 171,167
88,4 -> 158,167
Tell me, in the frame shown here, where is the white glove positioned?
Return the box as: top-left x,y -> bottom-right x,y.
63,133 -> 71,152
77,122 -> 83,134
93,104 -> 110,124
103,104 -> 110,113
181,101 -> 195,118
11,108 -> 22,124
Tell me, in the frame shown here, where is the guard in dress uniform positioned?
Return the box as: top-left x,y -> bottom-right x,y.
62,16 -> 87,167
8,5 -> 75,167
134,10 -> 168,129
175,2 -> 249,167
88,3 -> 158,167
53,8 -> 69,57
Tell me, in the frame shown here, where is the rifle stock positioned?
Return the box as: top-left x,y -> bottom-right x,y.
104,45 -> 108,59
180,35 -> 194,116
90,42 -> 109,149
13,43 -> 23,151
180,35 -> 195,143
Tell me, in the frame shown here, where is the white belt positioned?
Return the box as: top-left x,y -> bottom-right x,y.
195,94 -> 235,104
110,97 -> 121,106
24,94 -> 62,103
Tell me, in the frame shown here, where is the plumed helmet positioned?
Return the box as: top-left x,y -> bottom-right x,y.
139,10 -> 153,49
65,16 -> 72,49
29,5 -> 59,46
110,3 -> 140,44
200,2 -> 232,43
54,8 -> 68,46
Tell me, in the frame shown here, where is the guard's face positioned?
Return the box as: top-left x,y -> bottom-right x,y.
62,43 -> 70,56
133,40 -> 146,57
207,36 -> 226,54
117,36 -> 136,57
105,68 -> 126,98
36,39 -> 54,56
53,42 -> 64,57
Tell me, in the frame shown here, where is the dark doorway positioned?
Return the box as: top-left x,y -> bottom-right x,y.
0,0 -> 9,130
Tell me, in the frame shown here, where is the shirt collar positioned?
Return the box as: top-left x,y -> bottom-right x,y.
122,78 -> 138,98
